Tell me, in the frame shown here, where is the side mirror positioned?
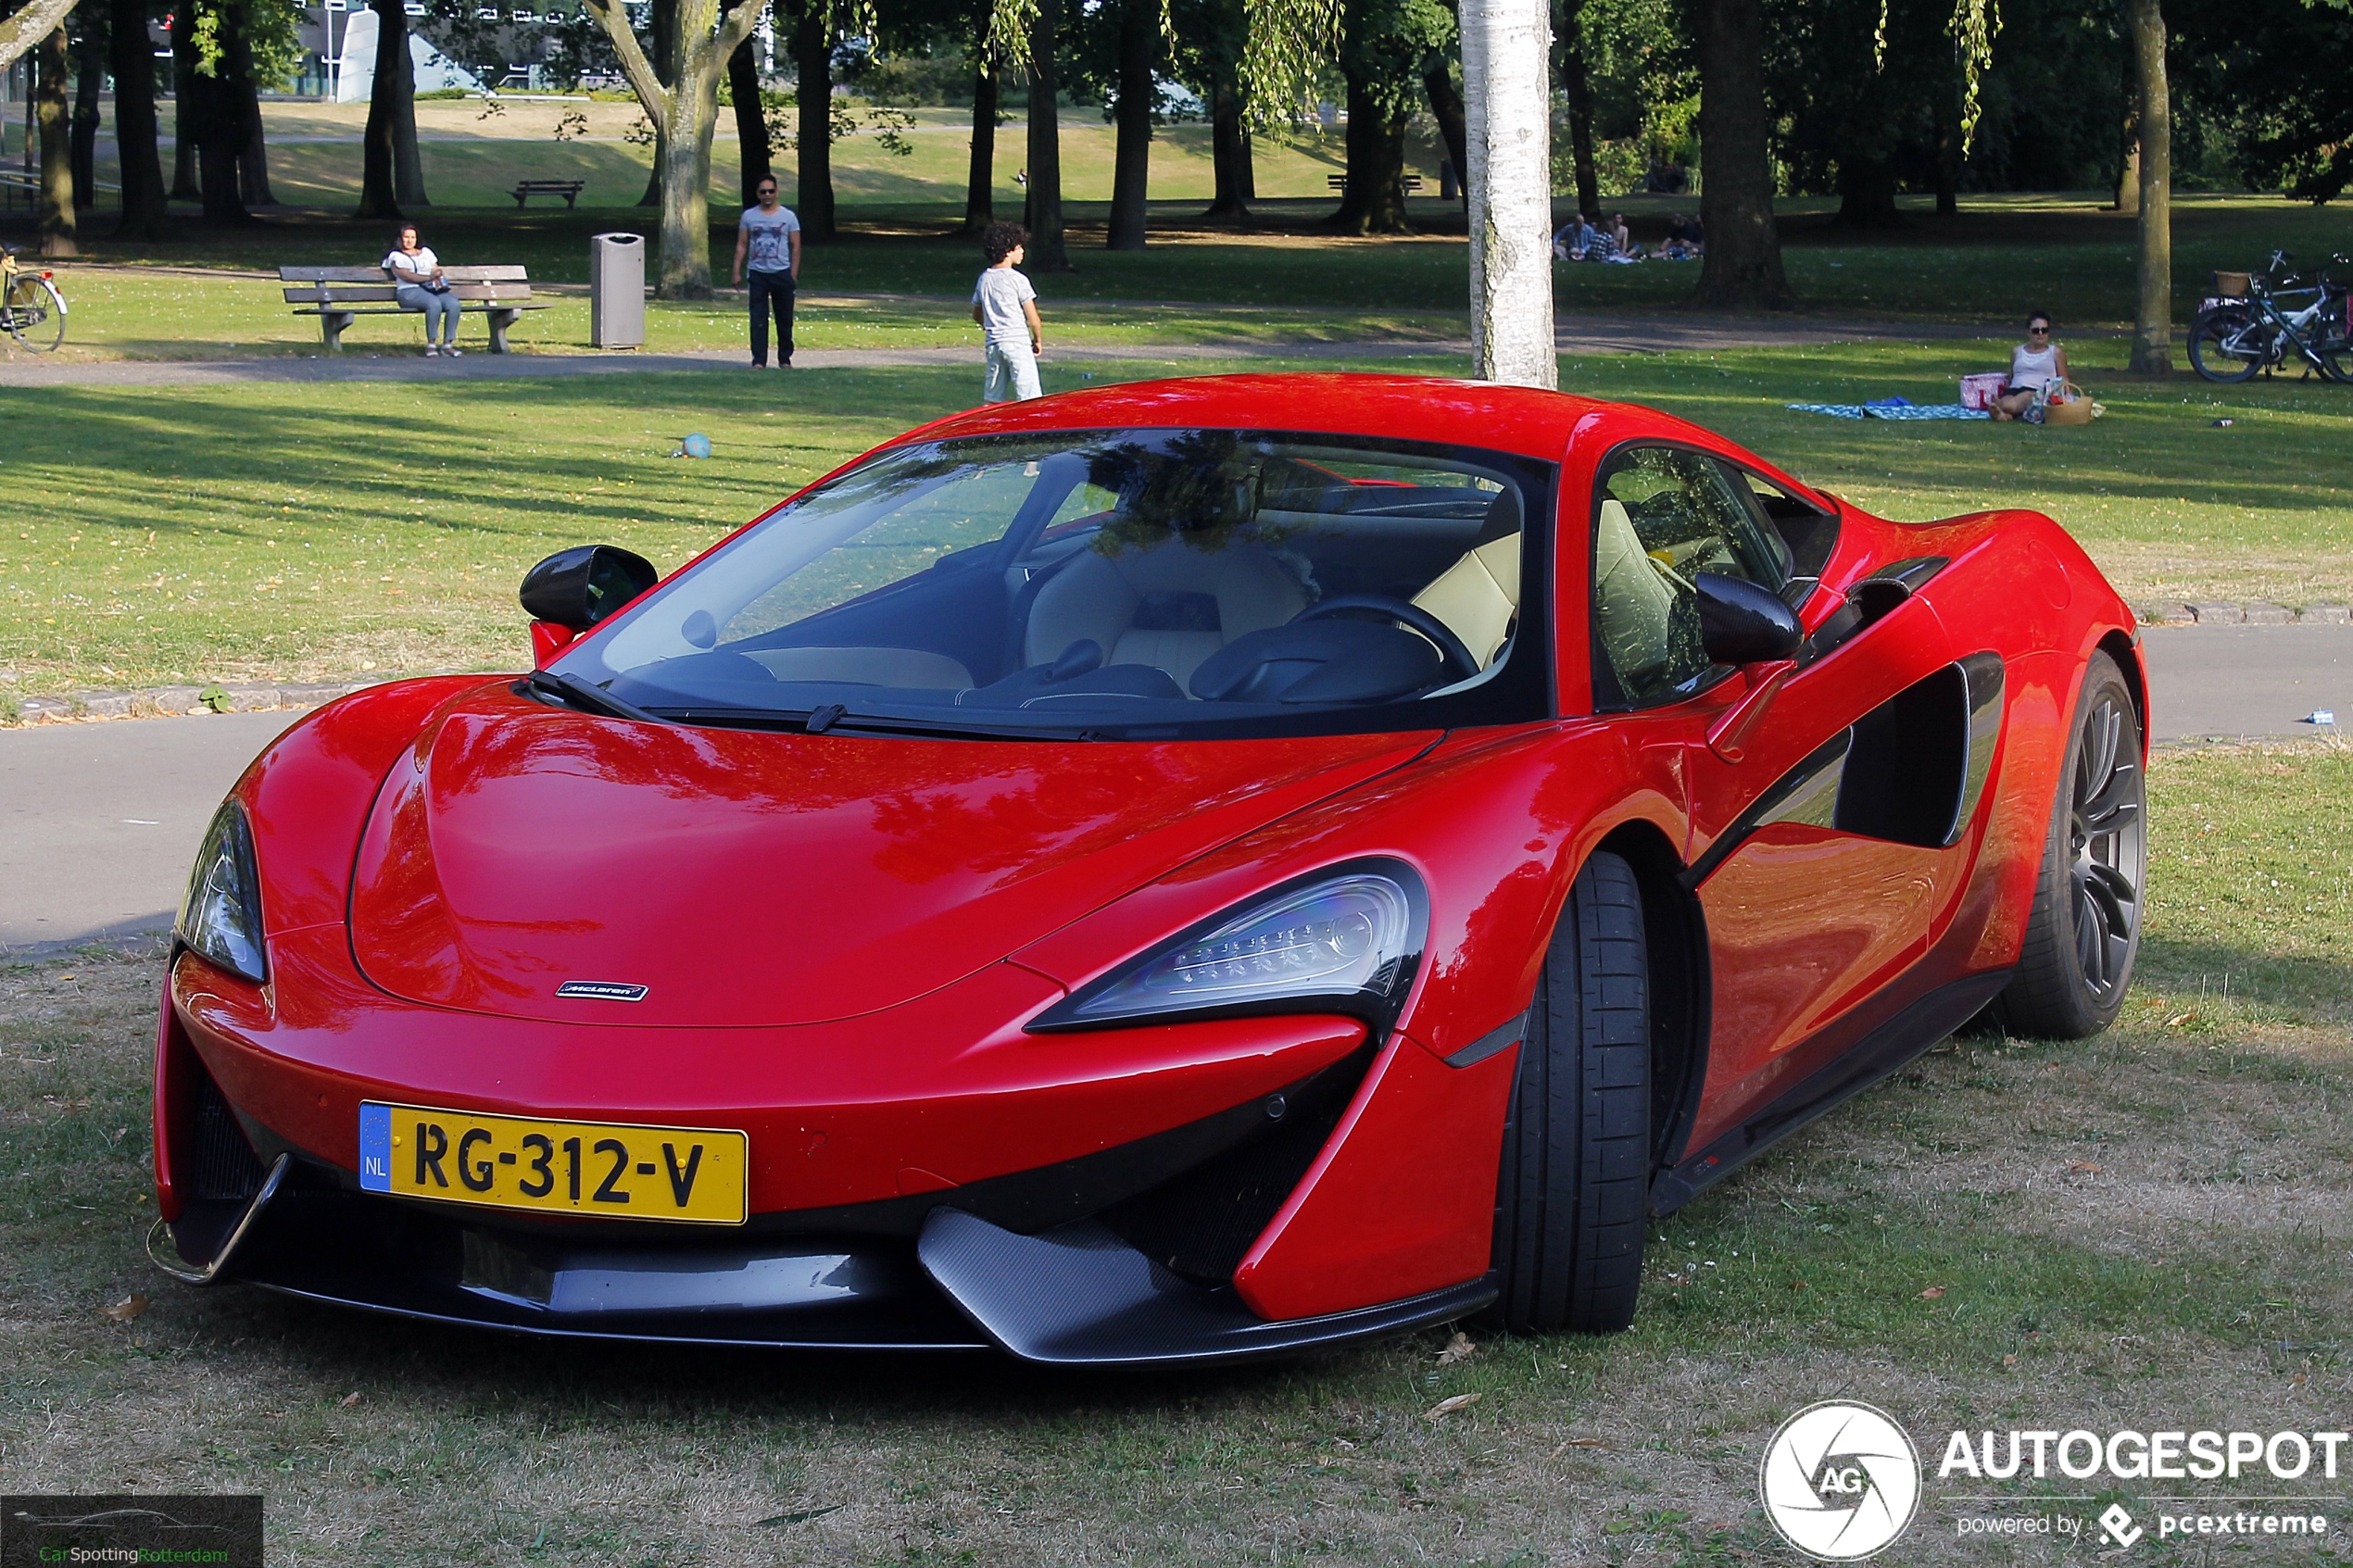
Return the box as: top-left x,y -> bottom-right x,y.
1695,571 -> 1802,666
521,541 -> 656,626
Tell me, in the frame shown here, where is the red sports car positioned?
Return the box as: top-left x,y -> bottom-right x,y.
151,374 -> 2147,1363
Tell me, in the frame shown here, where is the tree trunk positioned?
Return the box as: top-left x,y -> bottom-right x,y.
70,7 -> 103,211
794,0 -> 834,239
1932,85 -> 1958,216
1462,0 -> 1555,387
727,15 -> 770,207
1206,75 -> 1250,218
2125,0 -> 2170,372
1335,78 -> 1411,234
1334,66 -> 1373,227
170,14 -> 200,200
1422,58 -> 1466,209
357,0 -> 405,219
37,25 -> 77,256
1833,152 -> 1901,226
237,72 -> 274,207
195,0 -> 254,223
111,0 -> 170,238
584,0 -> 764,297
2113,77 -> 2140,214
1105,0 -> 1151,250
638,0 -> 676,207
1239,126 -> 1254,198
392,45 -> 425,206
1691,0 -> 1793,308
0,0 -> 82,74
1026,0 -> 1069,269
1558,0 -> 1599,221
963,56 -> 995,232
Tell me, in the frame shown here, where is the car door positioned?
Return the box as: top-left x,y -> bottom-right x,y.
1585,445 -> 1961,1144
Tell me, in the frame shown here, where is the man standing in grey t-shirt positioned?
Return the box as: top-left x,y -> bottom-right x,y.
970,221 -> 1043,402
732,178 -> 802,368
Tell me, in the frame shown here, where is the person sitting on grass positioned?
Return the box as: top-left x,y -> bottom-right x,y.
1990,312 -> 2068,421
1554,213 -> 1599,261
1609,213 -> 1639,258
971,221 -> 1044,403
384,226 -> 459,358
1660,214 -> 1704,259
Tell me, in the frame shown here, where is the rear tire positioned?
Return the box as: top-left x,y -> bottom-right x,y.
1993,651 -> 2146,1038
1490,850 -> 1652,1335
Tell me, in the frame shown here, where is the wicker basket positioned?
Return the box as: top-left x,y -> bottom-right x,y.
2214,270 -> 2252,297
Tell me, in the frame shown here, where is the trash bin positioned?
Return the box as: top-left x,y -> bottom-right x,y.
589,232 -> 645,349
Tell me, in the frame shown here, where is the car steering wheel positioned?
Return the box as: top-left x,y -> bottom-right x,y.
1295,595 -> 1481,683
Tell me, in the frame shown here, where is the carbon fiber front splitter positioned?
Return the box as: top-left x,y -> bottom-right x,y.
157,1162 -> 1493,1365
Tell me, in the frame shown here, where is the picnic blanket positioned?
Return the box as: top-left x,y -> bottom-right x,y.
1788,396 -> 1990,421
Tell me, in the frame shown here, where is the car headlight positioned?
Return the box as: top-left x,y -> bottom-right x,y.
1030,859 -> 1428,1035
178,800 -> 268,984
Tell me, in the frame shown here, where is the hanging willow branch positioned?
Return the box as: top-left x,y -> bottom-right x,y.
1239,0 -> 1344,126
1948,0 -> 2000,152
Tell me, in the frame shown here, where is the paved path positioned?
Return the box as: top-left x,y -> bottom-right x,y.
1,629 -> 2342,959
0,313 -> 1994,390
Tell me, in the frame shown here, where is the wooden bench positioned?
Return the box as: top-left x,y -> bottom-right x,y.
510,179 -> 585,208
1326,174 -> 1425,194
280,265 -> 548,353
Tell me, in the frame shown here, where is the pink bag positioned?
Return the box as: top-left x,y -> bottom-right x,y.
1959,372 -> 2007,410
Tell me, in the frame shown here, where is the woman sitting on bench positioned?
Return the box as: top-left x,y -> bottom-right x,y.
384,226 -> 460,358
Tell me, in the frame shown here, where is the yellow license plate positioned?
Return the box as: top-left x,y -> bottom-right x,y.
359,1102 -> 748,1224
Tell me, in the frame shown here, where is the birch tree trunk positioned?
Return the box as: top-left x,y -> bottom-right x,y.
1461,0 -> 1554,387
2126,0 -> 2171,372
0,0 -> 82,74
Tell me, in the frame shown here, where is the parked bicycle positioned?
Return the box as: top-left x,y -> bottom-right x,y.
0,245 -> 67,354
2188,249 -> 2352,383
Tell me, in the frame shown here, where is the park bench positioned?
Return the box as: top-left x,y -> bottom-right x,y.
510,178 -> 586,208
1326,174 -> 1425,194
279,264 -> 547,353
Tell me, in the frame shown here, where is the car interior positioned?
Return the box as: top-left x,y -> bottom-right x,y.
576,435 -> 1553,733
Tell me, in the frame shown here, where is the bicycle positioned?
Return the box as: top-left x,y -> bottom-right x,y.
0,245 -> 67,353
2188,249 -> 2352,383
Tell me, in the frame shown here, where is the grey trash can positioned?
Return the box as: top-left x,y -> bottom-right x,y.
589,232 -> 646,349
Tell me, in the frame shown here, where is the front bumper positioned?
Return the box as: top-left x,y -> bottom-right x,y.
155,1157 -> 1494,1363
157,945 -> 1508,1363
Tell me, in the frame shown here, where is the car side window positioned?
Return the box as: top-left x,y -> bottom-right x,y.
1591,446 -> 1791,708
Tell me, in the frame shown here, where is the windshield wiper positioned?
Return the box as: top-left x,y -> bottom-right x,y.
645,704 -> 1095,743
524,669 -> 666,725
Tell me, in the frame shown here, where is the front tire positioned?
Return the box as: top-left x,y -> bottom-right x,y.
2,274 -> 65,354
2187,307 -> 2266,383
1491,851 -> 1652,1335
1994,651 -> 2146,1037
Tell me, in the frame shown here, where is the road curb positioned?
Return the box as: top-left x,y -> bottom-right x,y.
5,679 -> 384,726
2136,600 -> 2350,626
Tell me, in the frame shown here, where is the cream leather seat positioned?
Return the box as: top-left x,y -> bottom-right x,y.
1411,490 -> 1522,669
1023,537 -> 1310,689
1592,497 -> 1683,688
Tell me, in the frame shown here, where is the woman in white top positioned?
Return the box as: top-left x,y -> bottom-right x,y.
1989,312 -> 2066,421
384,226 -> 461,357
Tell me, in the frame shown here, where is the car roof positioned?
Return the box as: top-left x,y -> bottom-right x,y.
896,373 -> 1619,463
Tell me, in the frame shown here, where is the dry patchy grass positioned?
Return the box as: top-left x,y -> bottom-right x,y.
0,748 -> 2347,1565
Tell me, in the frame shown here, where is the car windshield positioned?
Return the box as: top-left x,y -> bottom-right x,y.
557,428 -> 1554,739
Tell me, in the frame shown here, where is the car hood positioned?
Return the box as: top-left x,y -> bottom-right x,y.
346,688 -> 1432,1027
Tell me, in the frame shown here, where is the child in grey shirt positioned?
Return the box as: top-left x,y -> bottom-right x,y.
971,222 -> 1043,402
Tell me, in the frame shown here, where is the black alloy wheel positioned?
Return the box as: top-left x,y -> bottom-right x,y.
1994,651 -> 2146,1038
1488,850 -> 1652,1335
2187,307 -> 2267,383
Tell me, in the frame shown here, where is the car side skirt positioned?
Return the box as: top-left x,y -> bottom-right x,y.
1648,969 -> 2012,1215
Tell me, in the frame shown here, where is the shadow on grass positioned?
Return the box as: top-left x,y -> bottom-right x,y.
2135,935 -> 2353,1020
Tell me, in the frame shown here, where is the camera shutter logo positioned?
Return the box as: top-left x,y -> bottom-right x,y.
1758,1400 -> 1922,1561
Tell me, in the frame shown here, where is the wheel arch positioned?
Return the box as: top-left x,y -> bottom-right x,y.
2096,629 -> 2148,750
1589,820 -> 1710,1177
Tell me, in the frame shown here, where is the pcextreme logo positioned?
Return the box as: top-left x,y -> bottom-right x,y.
1758,1400 -> 1924,1561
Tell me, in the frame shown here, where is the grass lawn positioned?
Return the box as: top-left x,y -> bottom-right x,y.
2,742 -> 2345,1565
5,344 -> 2350,701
